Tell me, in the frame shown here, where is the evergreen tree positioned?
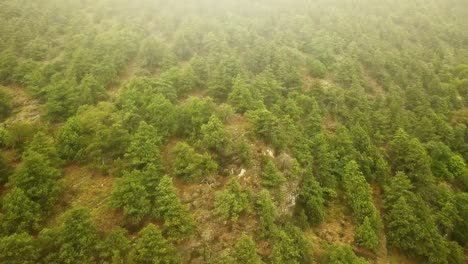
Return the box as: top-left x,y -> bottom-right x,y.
296,171 -> 325,226
172,142 -> 217,183
327,245 -> 367,264
228,76 -> 257,114
355,216 -> 379,251
110,172 -> 150,225
389,129 -> 434,187
0,233 -> 39,264
1,187 -> 41,235
132,224 -> 180,264
215,179 -> 251,222
256,189 -> 278,239
156,175 -> 195,241
125,121 -> 163,170
56,207 -> 98,264
25,131 -> 60,164
233,235 -> 263,264
261,159 -> 285,189
386,196 -> 421,251
97,227 -> 130,263
57,117 -> 87,161
0,153 -> 11,185
200,115 -> 229,152
308,58 -> 327,78
9,151 -> 62,209
0,87 -> 12,121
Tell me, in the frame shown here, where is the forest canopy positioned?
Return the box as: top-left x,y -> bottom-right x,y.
0,0 -> 467,263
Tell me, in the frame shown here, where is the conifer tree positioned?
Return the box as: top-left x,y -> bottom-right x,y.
125,121 -> 162,170
355,216 -> 379,251
0,233 -> 39,264
9,151 -> 62,209
233,235 -> 263,264
1,187 -> 41,235
172,142 -> 217,183
132,224 -> 180,264
110,172 -> 150,225
296,171 -> 325,226
261,159 -> 285,189
156,175 -> 195,241
200,115 -> 229,152
256,189 -> 278,239
215,179 -> 251,222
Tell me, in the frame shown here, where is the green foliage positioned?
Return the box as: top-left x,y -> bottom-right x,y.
97,227 -> 130,263
110,172 -> 150,225
261,159 -> 285,188
0,233 -> 39,264
271,225 -> 314,264
256,189 -> 278,238
26,131 -> 60,163
57,117 -> 87,161
172,142 -> 217,183
308,59 -> 327,78
296,171 -> 325,226
200,115 -> 229,152
0,49 -> 17,85
9,151 -> 62,209
389,129 -> 434,187
343,161 -> 380,250
1,187 -> 40,235
39,207 -> 98,264
0,87 -> 12,121
2,122 -> 37,150
0,153 -> 11,184
228,76 -> 258,113
327,245 -> 367,264
125,121 -> 163,171
355,216 -> 379,251
215,179 -> 251,222
233,235 -> 263,264
177,97 -> 216,137
131,224 -> 180,264
156,175 -> 195,241
56,207 -> 98,264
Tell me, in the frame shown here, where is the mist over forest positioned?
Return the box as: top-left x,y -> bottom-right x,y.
0,0 -> 467,263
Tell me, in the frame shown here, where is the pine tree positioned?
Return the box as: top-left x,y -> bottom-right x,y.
97,227 -> 130,263
355,216 -> 379,251
58,208 -> 98,263
0,87 -> 12,121
200,115 -> 229,152
261,159 -> 285,189
172,142 -> 217,183
1,187 -> 41,235
215,179 -> 251,222
296,171 -> 325,226
0,153 -> 11,185
228,76 -> 256,114
343,161 -> 379,226
389,129 -> 434,187
0,233 -> 39,264
327,245 -> 367,264
132,224 -> 180,264
233,235 -> 263,264
256,189 -> 278,238
386,196 -> 420,251
125,121 -> 163,170
156,175 -> 195,241
25,131 -> 60,164
57,117 -> 87,161
110,172 -> 150,225
9,151 -> 62,209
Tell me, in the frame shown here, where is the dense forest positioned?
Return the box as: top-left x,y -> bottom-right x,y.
0,0 -> 467,263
